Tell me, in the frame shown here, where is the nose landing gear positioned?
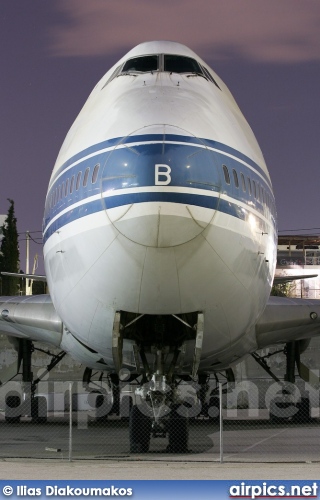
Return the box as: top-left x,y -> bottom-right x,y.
113,311 -> 204,453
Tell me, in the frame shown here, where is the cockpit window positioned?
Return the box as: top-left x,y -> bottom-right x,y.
122,55 -> 158,73
119,53 -> 222,91
163,55 -> 202,74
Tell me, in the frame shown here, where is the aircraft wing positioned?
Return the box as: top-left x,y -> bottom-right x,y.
0,295 -> 62,347
1,272 -> 47,282
1,294 -> 320,373
273,274 -> 318,285
256,296 -> 320,349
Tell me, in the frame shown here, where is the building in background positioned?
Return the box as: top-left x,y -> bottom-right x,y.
230,234 -> 320,406
276,235 -> 320,299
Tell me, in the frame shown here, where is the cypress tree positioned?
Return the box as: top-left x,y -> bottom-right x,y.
0,199 -> 20,295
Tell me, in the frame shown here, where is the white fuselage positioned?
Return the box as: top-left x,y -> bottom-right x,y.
42,41 -> 277,373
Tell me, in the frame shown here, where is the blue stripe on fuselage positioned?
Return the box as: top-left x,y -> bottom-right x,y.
43,193 -> 253,244
49,134 -> 272,189
43,136 -> 276,243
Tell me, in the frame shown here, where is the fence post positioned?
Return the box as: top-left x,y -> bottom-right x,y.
219,382 -> 223,464
69,382 -> 73,462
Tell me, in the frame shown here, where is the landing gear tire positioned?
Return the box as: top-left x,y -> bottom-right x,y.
31,396 -> 48,423
270,398 -> 294,423
120,396 -> 133,421
5,394 -> 21,424
270,402 -> 283,423
207,396 -> 220,422
94,393 -> 113,421
293,397 -> 311,423
167,406 -> 189,453
129,405 -> 152,453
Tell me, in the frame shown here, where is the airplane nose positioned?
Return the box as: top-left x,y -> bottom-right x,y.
101,125 -> 221,247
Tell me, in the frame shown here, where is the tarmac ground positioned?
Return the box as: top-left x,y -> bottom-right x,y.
0,414 -> 319,480
0,459 -> 319,480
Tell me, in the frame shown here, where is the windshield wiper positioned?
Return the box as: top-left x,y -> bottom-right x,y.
118,73 -> 138,77
186,72 -> 208,80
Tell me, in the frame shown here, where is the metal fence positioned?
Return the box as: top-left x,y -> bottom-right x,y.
0,379 -> 319,462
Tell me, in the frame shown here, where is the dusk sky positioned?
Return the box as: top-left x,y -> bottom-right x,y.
1,0 -> 320,273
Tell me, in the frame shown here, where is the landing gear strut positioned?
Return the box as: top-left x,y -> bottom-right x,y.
251,341 -> 313,423
5,339 -> 66,423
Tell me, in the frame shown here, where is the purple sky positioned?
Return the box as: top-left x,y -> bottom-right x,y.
1,0 -> 320,274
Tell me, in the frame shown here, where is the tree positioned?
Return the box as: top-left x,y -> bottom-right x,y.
271,282 -> 294,297
32,280 -> 46,295
0,199 -> 20,295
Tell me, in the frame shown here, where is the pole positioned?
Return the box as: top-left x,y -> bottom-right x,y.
219,382 -> 223,464
69,382 -> 72,462
25,231 -> 31,295
30,253 -> 38,293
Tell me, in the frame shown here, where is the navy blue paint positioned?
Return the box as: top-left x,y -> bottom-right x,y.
43,138 -> 277,244
43,193 -> 251,244
50,134 -> 271,188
